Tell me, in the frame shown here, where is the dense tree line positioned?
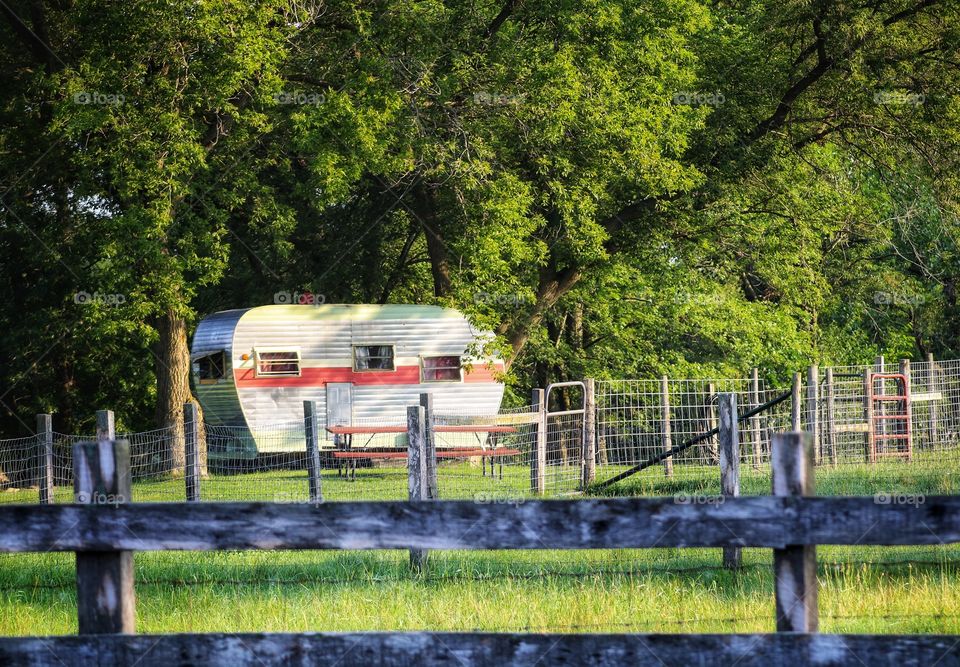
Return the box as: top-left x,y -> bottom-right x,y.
0,0 -> 958,438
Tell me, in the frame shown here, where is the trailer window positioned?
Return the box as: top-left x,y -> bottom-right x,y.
421,355 -> 462,382
255,350 -> 301,377
353,345 -> 395,371
194,352 -> 226,383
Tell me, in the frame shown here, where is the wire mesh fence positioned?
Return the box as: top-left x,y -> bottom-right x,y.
593,377 -> 792,495
3,355 -> 960,504
593,357 -> 960,498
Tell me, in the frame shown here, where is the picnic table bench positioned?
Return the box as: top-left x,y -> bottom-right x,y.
325,424 -> 519,480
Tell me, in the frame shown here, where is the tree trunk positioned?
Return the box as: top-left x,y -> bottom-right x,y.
412,184 -> 452,297
500,264 -> 582,367
154,308 -> 189,477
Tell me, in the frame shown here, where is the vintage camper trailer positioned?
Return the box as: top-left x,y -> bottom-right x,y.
190,304 -> 505,456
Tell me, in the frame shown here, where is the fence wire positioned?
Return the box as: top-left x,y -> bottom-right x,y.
2,356 -> 960,503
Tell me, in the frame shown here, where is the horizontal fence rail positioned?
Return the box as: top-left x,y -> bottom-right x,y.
1,496 -> 959,552
1,633 -> 960,667
1,432 -> 959,666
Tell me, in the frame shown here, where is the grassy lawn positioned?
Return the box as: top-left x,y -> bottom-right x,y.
2,546 -> 958,635
1,454 -> 958,636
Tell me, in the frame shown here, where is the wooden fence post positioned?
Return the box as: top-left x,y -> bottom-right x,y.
718,393 -> 740,569
96,409 -> 115,443
304,401 -> 323,504
581,378 -> 596,489
408,405 -> 428,572
531,389 -> 546,495
899,359 -> 913,461
824,368 -> 837,466
806,365 -> 820,464
750,368 -> 762,469
184,402 -> 201,502
705,383 -> 719,464
927,352 -> 939,447
420,393 -> 439,500
863,367 -> 876,463
791,373 -> 801,431
661,375 -> 673,478
73,437 -> 135,634
772,431 -> 818,633
36,414 -> 54,505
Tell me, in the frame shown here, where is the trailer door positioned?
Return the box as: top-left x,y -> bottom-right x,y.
326,382 -> 353,441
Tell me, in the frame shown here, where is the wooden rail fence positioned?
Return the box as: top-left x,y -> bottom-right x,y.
1,432 -> 959,665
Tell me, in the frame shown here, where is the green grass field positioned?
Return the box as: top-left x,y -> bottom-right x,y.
1,455 -> 958,636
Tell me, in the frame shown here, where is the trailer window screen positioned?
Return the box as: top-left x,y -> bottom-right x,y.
421,355 -> 462,382
353,345 -> 395,371
255,350 -> 301,377
195,352 -> 226,382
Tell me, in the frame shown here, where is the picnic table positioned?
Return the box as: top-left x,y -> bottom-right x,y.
325,424 -> 519,480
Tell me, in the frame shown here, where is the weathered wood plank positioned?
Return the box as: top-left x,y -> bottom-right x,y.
581,378 -> 596,488
303,401 -> 323,504
864,368 -> 876,463
661,375 -> 673,478
407,405 -> 428,572
900,359 -> 914,460
718,393 -> 741,569
73,439 -> 135,635
95,409 -> 115,443
911,391 -> 943,403
420,393 -> 439,500
705,382 -> 718,464
750,368 -> 762,469
184,402 -> 201,502
927,352 -> 939,444
36,414 -> 54,505
791,372 -> 801,431
772,432 -> 818,633
531,389 -> 546,495
806,365 -> 819,463
824,368 -> 837,465
5,495 -> 957,553
0,633 -> 958,667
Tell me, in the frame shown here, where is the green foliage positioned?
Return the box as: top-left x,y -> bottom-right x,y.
1,0 -> 960,431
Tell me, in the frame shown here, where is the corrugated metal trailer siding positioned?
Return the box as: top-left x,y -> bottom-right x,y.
222,305 -> 504,452
190,309 -> 246,425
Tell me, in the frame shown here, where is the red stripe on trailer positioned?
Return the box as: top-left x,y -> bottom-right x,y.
234,363 -> 503,387
463,364 -> 503,383
235,366 -> 418,387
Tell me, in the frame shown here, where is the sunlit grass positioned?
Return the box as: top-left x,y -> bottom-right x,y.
1,454 -> 958,636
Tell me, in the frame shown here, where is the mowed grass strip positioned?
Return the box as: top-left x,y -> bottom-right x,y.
1,454 -> 958,635
2,545 -> 958,635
